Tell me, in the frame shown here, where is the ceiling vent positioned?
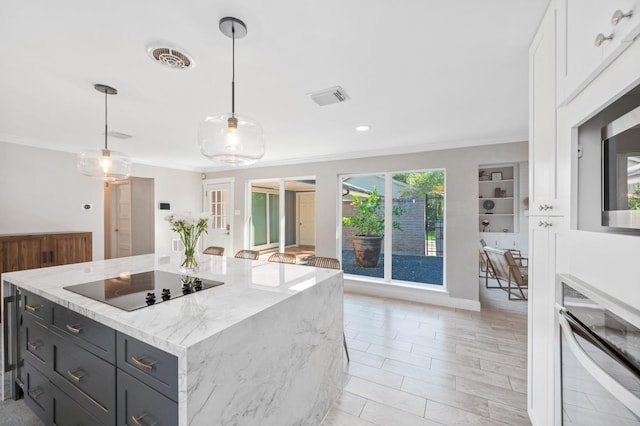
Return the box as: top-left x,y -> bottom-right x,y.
147,46 -> 194,69
107,131 -> 132,139
309,86 -> 350,106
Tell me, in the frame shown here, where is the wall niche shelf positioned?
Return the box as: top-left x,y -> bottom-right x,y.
478,164 -> 518,234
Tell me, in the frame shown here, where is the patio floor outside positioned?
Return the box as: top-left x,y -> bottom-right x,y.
341,250 -> 443,285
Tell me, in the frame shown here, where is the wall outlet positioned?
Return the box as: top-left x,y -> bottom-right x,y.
81,203 -> 93,211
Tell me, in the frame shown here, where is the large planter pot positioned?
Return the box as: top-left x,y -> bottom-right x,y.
352,236 -> 382,268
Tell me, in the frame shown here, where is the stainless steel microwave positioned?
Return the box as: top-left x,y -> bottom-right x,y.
602,104 -> 640,229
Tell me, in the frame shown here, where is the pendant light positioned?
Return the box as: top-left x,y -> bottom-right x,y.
77,84 -> 132,181
199,17 -> 265,165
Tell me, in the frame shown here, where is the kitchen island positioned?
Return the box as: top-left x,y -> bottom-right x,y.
1,253 -> 344,425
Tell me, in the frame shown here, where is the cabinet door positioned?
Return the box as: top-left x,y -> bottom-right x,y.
530,3 -> 564,216
0,236 -> 46,272
528,215 -> 566,426
117,370 -> 178,426
47,233 -> 92,266
559,0 -> 640,103
23,361 -> 51,425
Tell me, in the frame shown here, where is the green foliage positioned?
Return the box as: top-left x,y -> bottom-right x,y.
394,171 -> 444,199
629,184 -> 640,210
342,186 -> 404,237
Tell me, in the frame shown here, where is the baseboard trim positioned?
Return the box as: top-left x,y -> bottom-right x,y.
344,278 -> 481,311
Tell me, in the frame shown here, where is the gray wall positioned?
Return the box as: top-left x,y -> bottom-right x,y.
207,141 -> 528,302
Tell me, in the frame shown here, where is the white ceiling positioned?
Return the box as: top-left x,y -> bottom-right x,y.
0,1 -> 547,172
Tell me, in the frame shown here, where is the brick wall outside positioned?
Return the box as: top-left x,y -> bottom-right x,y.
342,199 -> 425,255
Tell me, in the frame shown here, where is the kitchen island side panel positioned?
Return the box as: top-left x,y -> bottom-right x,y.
184,272 -> 343,426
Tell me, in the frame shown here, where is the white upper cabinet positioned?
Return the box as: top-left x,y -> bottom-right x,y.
558,0 -> 640,104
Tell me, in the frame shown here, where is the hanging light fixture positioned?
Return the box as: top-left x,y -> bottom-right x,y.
199,17 -> 265,165
77,84 -> 132,181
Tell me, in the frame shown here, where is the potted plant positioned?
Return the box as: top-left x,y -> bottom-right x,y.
342,186 -> 404,267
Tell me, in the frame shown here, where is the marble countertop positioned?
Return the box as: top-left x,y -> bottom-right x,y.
1,254 -> 341,357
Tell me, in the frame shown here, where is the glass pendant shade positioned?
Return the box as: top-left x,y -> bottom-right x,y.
199,113 -> 265,165
77,148 -> 132,181
77,83 -> 131,181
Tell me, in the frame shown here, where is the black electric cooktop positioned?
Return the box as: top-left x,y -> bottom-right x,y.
63,270 -> 224,312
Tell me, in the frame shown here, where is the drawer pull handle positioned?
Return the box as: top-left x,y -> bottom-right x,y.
27,341 -> 42,351
66,369 -> 85,382
25,304 -> 42,313
28,388 -> 44,400
131,413 -> 154,426
131,356 -> 157,370
65,324 -> 83,334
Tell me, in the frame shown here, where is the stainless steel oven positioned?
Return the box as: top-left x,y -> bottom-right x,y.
558,275 -> 640,425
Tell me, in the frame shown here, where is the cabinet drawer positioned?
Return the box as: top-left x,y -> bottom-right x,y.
51,333 -> 115,426
22,317 -> 50,373
52,385 -> 105,426
117,370 -> 178,426
117,332 -> 178,401
51,304 -> 115,363
24,361 -> 51,425
22,290 -> 51,324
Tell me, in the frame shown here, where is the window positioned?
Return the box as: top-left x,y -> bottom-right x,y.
209,189 -> 227,229
340,170 -> 445,286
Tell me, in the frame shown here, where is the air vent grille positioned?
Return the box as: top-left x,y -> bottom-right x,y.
309,86 -> 350,106
148,46 -> 194,69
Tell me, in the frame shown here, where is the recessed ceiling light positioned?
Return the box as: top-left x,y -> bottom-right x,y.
355,125 -> 370,132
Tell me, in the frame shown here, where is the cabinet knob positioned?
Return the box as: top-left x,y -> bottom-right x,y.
612,9 -> 633,25
595,33 -> 614,47
538,221 -> 552,228
538,204 -> 553,211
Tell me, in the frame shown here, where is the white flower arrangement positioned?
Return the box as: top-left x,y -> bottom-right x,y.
166,212 -> 209,270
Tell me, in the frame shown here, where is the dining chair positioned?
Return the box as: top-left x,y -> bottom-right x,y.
309,256 -> 341,269
234,250 -> 260,260
203,246 -> 224,256
267,252 -> 297,264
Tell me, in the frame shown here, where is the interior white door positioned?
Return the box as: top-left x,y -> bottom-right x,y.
297,192 -> 316,246
203,181 -> 233,256
114,182 -> 132,258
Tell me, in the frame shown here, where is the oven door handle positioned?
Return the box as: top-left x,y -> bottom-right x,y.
559,310 -> 640,417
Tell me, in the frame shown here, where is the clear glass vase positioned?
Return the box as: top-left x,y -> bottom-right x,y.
180,250 -> 200,274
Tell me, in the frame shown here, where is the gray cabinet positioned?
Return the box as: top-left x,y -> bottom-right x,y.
50,331 -> 116,425
51,304 -> 116,363
19,289 -> 178,426
117,369 -> 178,426
23,362 -> 51,423
116,332 -> 178,401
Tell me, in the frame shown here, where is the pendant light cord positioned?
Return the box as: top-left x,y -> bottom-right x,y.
104,88 -> 109,150
231,23 -> 235,115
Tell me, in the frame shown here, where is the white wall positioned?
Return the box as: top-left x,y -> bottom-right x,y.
129,163 -> 202,255
0,141 -> 202,260
207,141 -> 528,304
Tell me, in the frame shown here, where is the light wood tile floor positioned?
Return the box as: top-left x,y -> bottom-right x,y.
323,279 -> 530,426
